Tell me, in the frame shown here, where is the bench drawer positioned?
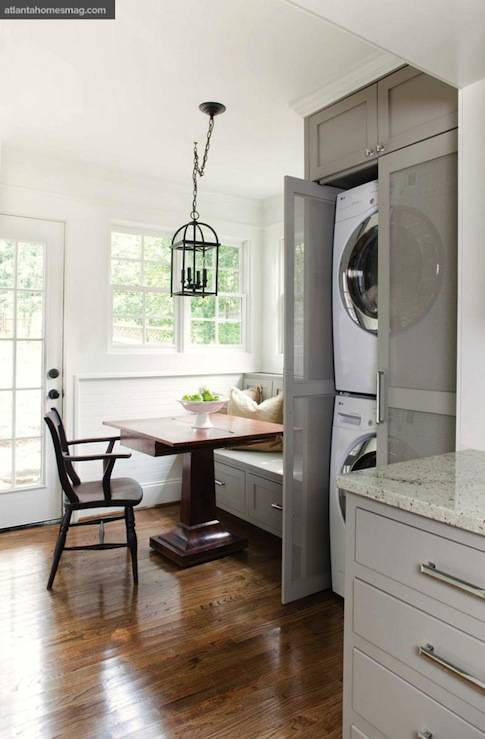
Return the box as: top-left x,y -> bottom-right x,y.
354,578 -> 485,713
214,462 -> 246,517
246,472 -> 282,537
353,648 -> 485,739
355,507 -> 485,624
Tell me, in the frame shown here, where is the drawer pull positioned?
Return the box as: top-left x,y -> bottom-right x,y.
215,479 -> 226,487
420,561 -> 485,600
271,503 -> 283,511
418,643 -> 485,692
417,732 -> 433,739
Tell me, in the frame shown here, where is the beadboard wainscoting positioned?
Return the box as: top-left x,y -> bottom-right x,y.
72,373 -> 242,513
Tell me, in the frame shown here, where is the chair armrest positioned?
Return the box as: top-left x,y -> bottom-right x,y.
63,452 -> 131,462
66,436 -> 121,445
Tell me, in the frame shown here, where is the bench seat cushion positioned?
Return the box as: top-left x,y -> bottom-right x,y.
214,448 -> 283,482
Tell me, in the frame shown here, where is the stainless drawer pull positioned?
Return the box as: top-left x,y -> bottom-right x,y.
271,503 -> 283,511
420,561 -> 485,600
417,731 -> 433,739
215,479 -> 226,487
419,643 -> 485,692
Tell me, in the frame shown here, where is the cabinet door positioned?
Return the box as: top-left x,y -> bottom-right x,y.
378,66 -> 458,155
377,131 -> 457,464
308,85 -> 378,181
283,176 -> 339,603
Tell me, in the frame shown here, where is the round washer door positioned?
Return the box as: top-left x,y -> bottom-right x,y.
339,211 -> 378,333
338,435 -> 376,521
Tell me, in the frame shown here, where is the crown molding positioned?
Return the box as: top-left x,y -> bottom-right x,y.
289,52 -> 402,117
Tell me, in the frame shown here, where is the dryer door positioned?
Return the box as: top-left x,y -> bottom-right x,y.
339,435 -> 376,521
339,211 -> 378,333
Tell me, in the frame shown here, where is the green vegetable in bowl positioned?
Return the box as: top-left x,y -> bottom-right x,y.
182,388 -> 220,402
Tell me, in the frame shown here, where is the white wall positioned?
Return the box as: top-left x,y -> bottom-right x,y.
0,148 -> 269,504
261,194 -> 284,374
456,78 -> 485,450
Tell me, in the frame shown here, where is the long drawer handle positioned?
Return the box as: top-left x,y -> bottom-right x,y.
418,643 -> 485,692
215,479 -> 226,487
271,503 -> 283,511
420,561 -> 485,600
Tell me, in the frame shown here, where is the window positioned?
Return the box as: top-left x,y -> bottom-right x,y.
110,229 -> 175,347
110,230 -> 247,351
190,244 -> 245,347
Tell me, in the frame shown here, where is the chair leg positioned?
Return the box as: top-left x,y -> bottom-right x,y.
47,508 -> 72,590
125,507 -> 138,585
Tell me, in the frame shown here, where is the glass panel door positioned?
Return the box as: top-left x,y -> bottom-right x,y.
283,176 -> 339,603
0,216 -> 64,528
377,131 -> 457,464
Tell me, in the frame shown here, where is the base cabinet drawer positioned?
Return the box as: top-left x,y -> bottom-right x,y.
354,578 -> 485,713
353,649 -> 485,739
246,473 -> 282,537
355,507 -> 485,624
214,462 -> 246,517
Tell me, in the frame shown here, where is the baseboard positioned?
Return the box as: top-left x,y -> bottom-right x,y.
77,477 -> 181,520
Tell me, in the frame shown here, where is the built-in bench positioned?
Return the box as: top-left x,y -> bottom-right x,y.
214,373 -> 283,537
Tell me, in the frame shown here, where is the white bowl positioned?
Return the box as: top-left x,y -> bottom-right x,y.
179,398 -> 228,428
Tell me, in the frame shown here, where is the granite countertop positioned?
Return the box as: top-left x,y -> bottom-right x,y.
337,449 -> 485,536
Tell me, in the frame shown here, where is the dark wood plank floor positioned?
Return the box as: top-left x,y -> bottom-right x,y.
0,506 -> 344,739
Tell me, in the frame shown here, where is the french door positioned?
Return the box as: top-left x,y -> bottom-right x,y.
0,215 -> 64,528
282,177 -> 339,603
377,131 -> 458,464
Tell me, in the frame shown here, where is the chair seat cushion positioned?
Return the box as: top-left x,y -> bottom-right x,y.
71,477 -> 143,509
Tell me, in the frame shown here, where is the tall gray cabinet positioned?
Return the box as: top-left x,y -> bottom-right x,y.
377,130 -> 458,464
302,64 -> 458,467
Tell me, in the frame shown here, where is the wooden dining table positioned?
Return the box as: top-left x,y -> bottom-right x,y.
104,413 -> 284,567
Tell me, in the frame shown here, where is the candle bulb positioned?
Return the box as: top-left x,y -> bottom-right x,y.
203,268 -> 207,287
196,270 -> 201,287
181,268 -> 185,287
187,267 -> 192,285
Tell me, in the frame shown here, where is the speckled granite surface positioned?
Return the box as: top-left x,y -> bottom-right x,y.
337,449 -> 485,535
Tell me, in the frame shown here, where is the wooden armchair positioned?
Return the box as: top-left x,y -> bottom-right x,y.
44,409 -> 143,590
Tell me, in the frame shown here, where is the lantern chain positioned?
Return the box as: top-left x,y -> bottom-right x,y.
191,114 -> 215,221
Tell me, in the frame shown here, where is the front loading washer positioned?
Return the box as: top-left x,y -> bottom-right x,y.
333,181 -> 378,395
330,394 -> 376,597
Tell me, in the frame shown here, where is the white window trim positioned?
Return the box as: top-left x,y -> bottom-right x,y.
184,240 -> 249,353
108,226 -> 249,354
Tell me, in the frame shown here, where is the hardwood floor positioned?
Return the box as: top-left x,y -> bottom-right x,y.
0,506 -> 344,739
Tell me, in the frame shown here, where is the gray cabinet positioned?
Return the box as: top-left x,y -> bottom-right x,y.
377,130 -> 458,464
377,66 -> 458,155
307,66 -> 457,182
308,85 -> 378,181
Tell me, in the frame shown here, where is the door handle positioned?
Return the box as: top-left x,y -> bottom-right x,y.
47,389 -> 60,400
47,368 -> 60,379
214,479 -> 225,487
376,370 -> 385,424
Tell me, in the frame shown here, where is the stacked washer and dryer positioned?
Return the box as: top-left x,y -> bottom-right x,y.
329,181 -> 379,598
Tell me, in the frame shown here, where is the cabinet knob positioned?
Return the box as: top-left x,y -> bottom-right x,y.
417,732 -> 433,739
47,368 -> 60,379
364,148 -> 375,157
47,389 -> 60,400
376,143 -> 385,153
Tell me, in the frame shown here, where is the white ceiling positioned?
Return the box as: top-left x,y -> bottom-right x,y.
287,0 -> 485,89
0,0 -> 394,199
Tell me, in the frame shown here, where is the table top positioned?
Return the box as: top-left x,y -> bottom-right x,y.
104,413 -> 284,450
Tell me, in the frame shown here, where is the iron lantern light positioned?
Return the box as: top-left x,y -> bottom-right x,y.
171,101 -> 226,297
